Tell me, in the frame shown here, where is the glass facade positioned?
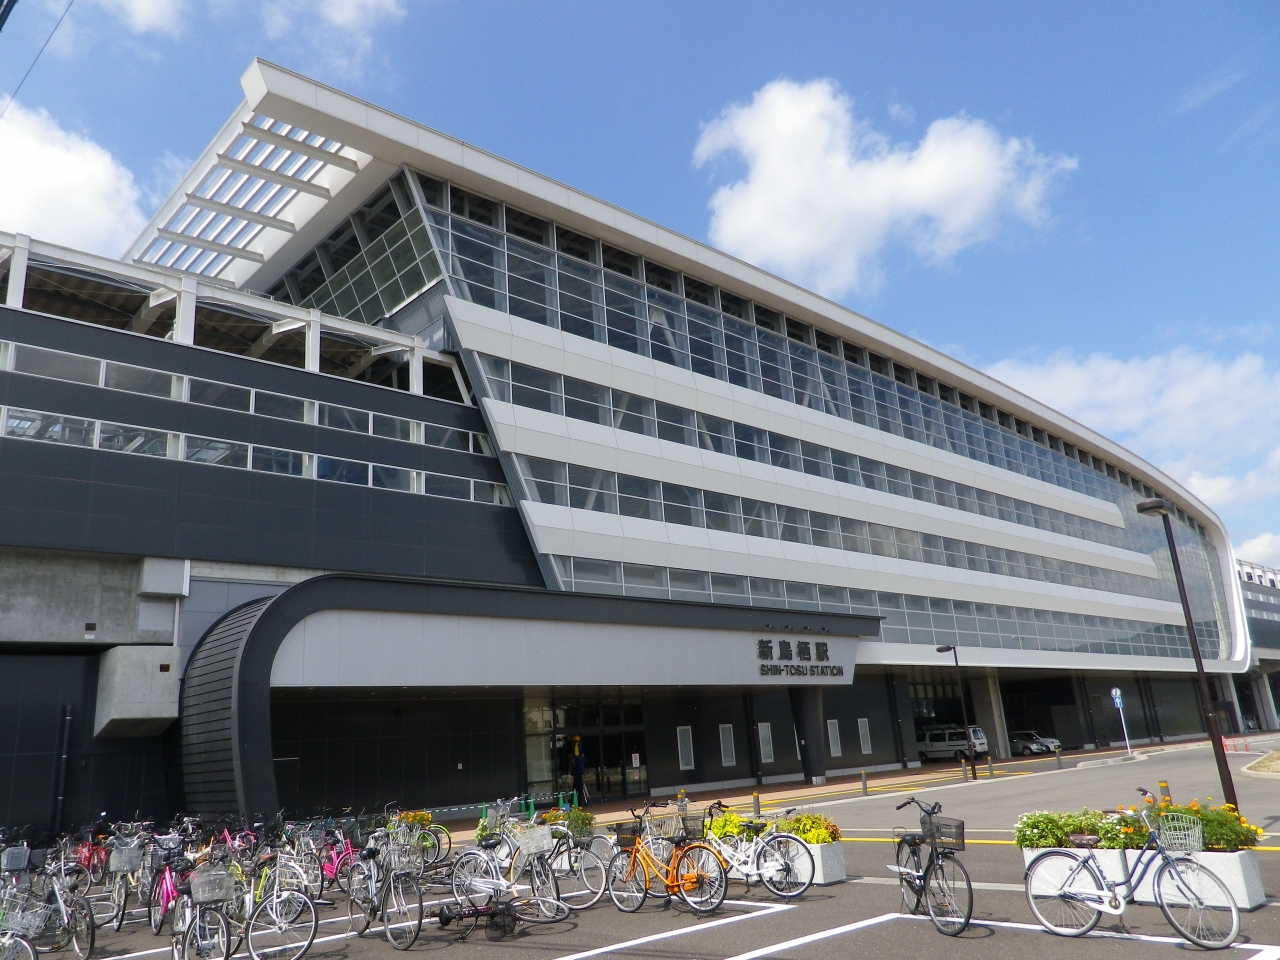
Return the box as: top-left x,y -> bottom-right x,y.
300,205 -> 443,326
552,555 -> 1209,660
517,454 -> 1164,600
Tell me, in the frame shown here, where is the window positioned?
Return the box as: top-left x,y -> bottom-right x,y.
104,362 -> 175,398
253,391 -> 309,422
252,446 -> 307,476
12,344 -> 100,384
317,456 -> 369,485
677,725 -> 695,771
4,408 -> 94,445
372,414 -> 414,441
718,724 -> 736,767
827,719 -> 842,758
318,403 -> 369,433
99,423 -> 170,457
858,718 -> 872,755
189,379 -> 251,412
184,436 -> 248,468
757,722 -> 775,764
372,465 -> 414,491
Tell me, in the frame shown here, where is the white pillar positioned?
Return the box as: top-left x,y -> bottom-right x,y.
409,347 -> 424,395
1255,672 -> 1279,731
5,234 -> 29,308
305,309 -> 322,372
1223,673 -> 1247,732
173,276 -> 197,344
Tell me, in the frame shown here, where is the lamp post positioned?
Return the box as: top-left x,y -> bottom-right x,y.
1137,497 -> 1238,809
936,645 -> 975,780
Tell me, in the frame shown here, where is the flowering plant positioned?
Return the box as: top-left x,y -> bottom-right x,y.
1014,799 -> 1262,852
393,810 -> 433,827
777,812 -> 841,845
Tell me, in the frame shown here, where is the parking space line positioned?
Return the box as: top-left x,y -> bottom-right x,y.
720,913 -> 900,960
550,901 -> 794,960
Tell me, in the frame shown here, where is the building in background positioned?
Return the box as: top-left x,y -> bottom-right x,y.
1236,559 -> 1280,731
0,61 -> 1265,827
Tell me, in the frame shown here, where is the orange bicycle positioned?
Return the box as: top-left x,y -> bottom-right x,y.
604,802 -> 726,914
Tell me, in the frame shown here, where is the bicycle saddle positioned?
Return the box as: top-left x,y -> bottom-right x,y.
358,846 -> 380,860
477,836 -> 503,850
176,879 -> 192,896
255,851 -> 278,865
899,832 -> 926,844
1068,834 -> 1102,848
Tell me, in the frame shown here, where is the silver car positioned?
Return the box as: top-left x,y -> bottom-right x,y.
1009,730 -> 1059,755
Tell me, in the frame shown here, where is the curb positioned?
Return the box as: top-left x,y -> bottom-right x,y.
1241,752 -> 1280,780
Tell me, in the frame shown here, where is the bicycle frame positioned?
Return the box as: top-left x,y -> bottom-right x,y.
1054,819 -> 1192,916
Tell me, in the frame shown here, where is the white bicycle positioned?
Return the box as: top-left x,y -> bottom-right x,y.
699,801 -> 814,898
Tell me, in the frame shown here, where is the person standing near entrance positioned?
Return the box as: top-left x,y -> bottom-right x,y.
570,735 -> 589,807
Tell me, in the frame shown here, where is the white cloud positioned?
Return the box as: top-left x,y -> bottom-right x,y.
1238,533 -> 1280,567
84,0 -> 185,34
693,78 -> 1077,297
0,99 -> 147,257
983,347 -> 1280,555
260,0 -> 406,74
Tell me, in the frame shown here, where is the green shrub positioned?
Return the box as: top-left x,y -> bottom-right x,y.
566,807 -> 595,836
1014,801 -> 1262,852
709,813 -> 743,839
778,812 -> 841,845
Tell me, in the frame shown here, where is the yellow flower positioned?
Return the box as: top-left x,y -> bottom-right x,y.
1143,796 -> 1154,804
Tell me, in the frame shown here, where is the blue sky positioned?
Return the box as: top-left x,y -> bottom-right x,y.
2,1 -> 1279,558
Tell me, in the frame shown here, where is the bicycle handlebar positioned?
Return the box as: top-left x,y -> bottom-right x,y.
895,796 -> 942,815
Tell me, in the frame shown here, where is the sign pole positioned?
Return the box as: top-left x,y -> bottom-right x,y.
1111,686 -> 1132,756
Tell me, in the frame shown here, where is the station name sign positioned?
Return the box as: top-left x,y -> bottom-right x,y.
756,638 -> 845,679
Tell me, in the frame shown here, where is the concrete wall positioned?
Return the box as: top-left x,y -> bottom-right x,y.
0,547 -> 143,646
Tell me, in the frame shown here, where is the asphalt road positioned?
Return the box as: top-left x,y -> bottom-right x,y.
84,743 -> 1280,960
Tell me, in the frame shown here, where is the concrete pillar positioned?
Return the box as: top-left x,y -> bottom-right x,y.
5,234 -> 29,308
174,276 -> 197,344
305,309 -> 322,372
1255,672 -> 1279,731
788,687 -> 827,785
1223,674 -> 1246,733
970,668 -> 1010,758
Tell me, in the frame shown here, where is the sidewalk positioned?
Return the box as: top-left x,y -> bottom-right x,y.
438,740 -> 1187,840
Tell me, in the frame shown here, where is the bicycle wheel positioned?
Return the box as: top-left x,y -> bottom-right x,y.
675,845 -> 727,915
247,892 -> 316,960
895,839 -> 923,914
181,907 -> 228,960
1024,851 -> 1102,937
381,872 -> 423,951
758,834 -> 814,899
345,861 -> 373,936
89,856 -> 108,888
553,846 -> 605,909
451,852 -> 499,907
589,834 -> 615,866
110,874 -> 130,932
606,850 -> 646,912
148,880 -> 167,935
924,855 -> 972,936
509,898 -> 570,924
0,936 -> 35,960
426,826 -> 451,863
334,854 -> 354,895
528,856 -> 559,903
66,895 -> 96,960
641,837 -> 674,899
1154,857 -> 1239,950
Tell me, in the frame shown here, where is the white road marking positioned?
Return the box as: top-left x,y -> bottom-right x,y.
550,901 -> 793,960
850,875 -> 1024,892
719,913 -> 900,960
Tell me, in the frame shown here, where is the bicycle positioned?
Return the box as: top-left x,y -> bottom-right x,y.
889,796 -> 972,936
605,803 -> 727,914
451,820 -> 563,917
147,842 -> 194,936
543,823 -> 606,909
701,801 -> 814,898
1024,786 -> 1239,949
345,838 -> 423,950
105,827 -> 149,931
181,854 -> 317,960
0,930 -> 36,960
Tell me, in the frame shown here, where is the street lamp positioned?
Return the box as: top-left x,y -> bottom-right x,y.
1137,497 -> 1239,809
936,645 -> 976,780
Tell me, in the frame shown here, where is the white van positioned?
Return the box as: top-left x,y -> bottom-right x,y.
916,725 -> 988,761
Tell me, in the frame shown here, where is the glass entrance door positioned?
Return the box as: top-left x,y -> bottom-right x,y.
536,696 -> 646,803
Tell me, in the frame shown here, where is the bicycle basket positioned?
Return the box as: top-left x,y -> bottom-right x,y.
610,822 -> 640,849
645,813 -> 681,839
1,846 -> 30,872
0,892 -> 55,937
109,846 -> 145,873
1157,813 -> 1203,853
921,814 -> 965,851
680,816 -> 705,840
191,866 -> 236,904
511,825 -> 555,856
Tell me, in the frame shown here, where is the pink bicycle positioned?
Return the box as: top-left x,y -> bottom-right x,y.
318,830 -> 359,895
147,847 -> 194,936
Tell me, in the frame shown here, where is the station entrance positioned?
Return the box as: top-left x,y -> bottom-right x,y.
524,696 -> 647,804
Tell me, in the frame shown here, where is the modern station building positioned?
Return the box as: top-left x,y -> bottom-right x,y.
0,60 -> 1269,828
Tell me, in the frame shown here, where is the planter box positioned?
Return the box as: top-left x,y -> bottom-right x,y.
1021,848 -> 1265,910
809,842 -> 846,886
